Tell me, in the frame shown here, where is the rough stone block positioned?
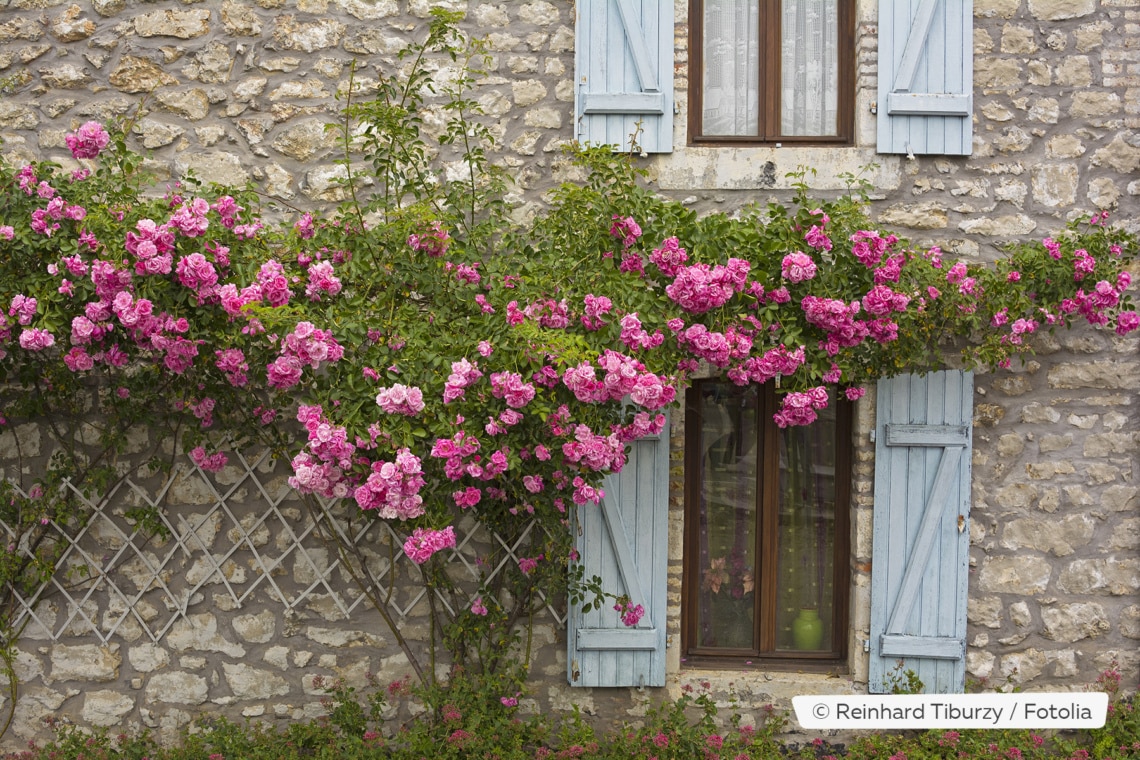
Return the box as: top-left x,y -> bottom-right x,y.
977,556 -> 1052,594
134,9 -> 211,38
1041,602 -> 1109,642
998,648 -> 1047,683
223,662 -> 289,699
81,690 -> 135,727
1000,515 -> 1094,556
1028,0 -> 1096,20
49,644 -> 120,683
1058,558 -> 1140,595
233,610 -> 277,643
968,596 -> 1003,628
144,672 -> 208,705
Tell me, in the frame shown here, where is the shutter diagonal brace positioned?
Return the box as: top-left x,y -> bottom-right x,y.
883,442 -> 964,637
615,0 -> 658,93
893,0 -> 938,94
600,488 -> 652,630
886,0 -> 970,116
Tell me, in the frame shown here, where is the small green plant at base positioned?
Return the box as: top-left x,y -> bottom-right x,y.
883,661 -> 927,695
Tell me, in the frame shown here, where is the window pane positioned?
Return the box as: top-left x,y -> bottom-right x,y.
774,391 -> 838,651
781,0 -> 839,136
695,384 -> 758,649
702,0 -> 760,136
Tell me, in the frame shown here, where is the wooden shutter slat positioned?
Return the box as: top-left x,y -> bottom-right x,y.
581,92 -> 666,115
577,628 -> 659,650
886,93 -> 971,116
880,634 -> 964,660
885,424 -> 969,447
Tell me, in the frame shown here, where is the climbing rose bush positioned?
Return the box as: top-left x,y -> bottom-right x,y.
0,38 -> 1136,682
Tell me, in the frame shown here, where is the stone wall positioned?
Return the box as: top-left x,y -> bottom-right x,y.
0,0 -> 1137,748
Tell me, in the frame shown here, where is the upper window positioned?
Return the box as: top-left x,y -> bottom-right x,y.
683,381 -> 851,665
690,0 -> 855,144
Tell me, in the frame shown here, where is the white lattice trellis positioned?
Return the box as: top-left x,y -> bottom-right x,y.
1,448 -> 564,645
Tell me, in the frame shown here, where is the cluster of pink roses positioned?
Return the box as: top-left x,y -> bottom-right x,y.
126,219 -> 177,276
190,446 -> 228,473
375,384 -> 426,416
773,386 -> 831,428
580,294 -> 613,330
430,430 -> 483,482
402,525 -> 456,564
561,350 -> 674,410
304,260 -> 342,301
443,358 -> 483,403
489,371 -> 536,409
664,259 -> 751,314
407,222 -> 451,257
355,448 -> 426,519
781,251 -> 817,283
288,405 -> 357,499
65,121 -> 111,160
267,322 -> 344,390
561,424 -> 625,473
613,598 -> 645,627
676,323 -> 752,368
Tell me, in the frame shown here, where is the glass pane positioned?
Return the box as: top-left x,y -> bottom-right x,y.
695,384 -> 758,649
702,0 -> 760,136
774,390 -> 838,651
781,0 -> 839,136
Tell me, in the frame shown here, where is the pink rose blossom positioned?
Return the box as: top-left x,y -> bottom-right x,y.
191,446 -> 228,473
65,121 -> 111,160
18,328 -> 54,351
375,384 -> 426,416
609,215 -> 642,249
403,526 -> 456,564
408,222 -> 450,257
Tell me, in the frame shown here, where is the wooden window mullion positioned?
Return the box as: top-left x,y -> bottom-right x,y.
757,384 -> 779,652
760,0 -> 780,141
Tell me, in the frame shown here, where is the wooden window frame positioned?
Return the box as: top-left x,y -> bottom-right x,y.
681,381 -> 852,670
688,0 -> 856,146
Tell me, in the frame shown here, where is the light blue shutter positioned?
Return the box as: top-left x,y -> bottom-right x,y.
877,0 -> 973,156
575,0 -> 674,153
869,370 -> 972,694
568,419 -> 668,687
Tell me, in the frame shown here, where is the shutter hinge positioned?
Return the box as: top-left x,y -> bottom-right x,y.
869,429 -> 876,443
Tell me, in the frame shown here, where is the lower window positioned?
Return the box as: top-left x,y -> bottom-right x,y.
683,381 -> 851,665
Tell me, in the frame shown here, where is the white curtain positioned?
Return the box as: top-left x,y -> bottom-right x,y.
702,0 -> 760,136
781,0 -> 839,136
701,0 -> 838,138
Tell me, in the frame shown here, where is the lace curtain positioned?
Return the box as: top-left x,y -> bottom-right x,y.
701,0 -> 838,137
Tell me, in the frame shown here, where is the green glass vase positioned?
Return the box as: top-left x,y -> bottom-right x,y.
792,608 -> 824,650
